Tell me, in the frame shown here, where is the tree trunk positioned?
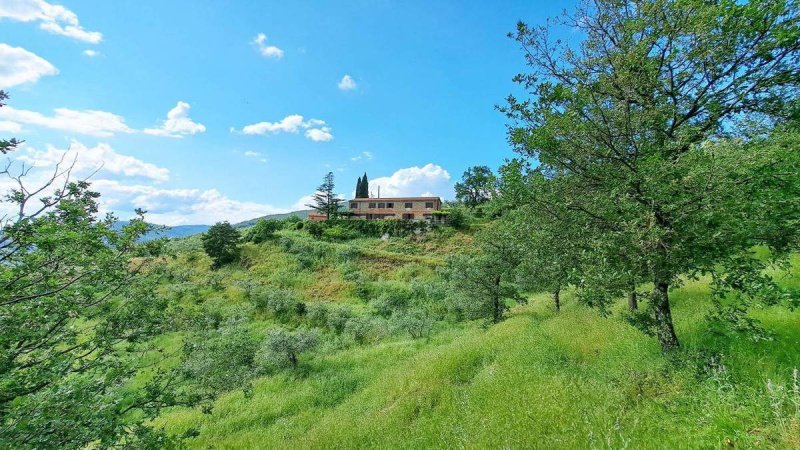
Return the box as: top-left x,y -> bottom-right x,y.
289,352 -> 298,368
553,288 -> 560,312
628,290 -> 638,311
653,281 -> 679,351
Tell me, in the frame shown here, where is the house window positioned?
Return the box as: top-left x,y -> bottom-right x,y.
350,202 -> 358,209
368,203 -> 376,209
386,202 -> 394,208
404,202 -> 413,208
425,202 -> 434,209
377,202 -> 385,208
402,213 -> 414,220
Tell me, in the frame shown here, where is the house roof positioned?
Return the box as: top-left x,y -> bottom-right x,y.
348,197 -> 441,202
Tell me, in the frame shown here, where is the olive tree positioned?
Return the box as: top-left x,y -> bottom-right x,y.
504,0 -> 800,350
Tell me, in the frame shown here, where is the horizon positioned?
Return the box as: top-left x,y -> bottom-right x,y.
0,0 -> 573,225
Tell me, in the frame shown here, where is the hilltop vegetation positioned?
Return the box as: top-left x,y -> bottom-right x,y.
2,0 -> 800,448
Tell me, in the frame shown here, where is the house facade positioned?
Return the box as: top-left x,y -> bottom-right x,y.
347,197 -> 442,221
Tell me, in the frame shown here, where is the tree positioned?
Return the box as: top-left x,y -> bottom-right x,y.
258,328 -> 319,369
0,91 -> 22,154
445,221 -> 526,323
454,165 -> 498,208
355,172 -> 369,198
202,222 -> 242,268
0,161 -> 189,447
307,172 -> 343,219
504,0 -> 800,351
245,218 -> 282,243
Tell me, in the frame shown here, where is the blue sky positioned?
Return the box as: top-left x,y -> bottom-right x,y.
0,0 -> 573,225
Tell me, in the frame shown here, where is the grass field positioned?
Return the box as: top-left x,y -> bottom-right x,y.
155,234 -> 800,449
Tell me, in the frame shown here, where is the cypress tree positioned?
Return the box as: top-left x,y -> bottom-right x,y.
355,176 -> 363,198
360,172 -> 369,198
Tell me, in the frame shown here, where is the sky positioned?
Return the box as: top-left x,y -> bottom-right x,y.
0,0 -> 574,225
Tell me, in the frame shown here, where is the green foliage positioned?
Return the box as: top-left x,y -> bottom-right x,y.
307,218 -> 431,239
322,224 -> 359,241
305,220 -> 324,238
308,172 -> 344,219
245,219 -> 283,243
251,287 -> 305,322
258,328 -> 320,369
443,207 -> 467,229
202,222 -> 242,269
0,174 -> 187,448
503,0 -> 800,350
454,165 -> 498,209
0,91 -> 21,154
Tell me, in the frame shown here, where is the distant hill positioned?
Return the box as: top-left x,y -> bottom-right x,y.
114,210 -> 313,241
234,210 -> 312,228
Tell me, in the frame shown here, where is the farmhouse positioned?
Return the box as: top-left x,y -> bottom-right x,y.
308,196 -> 443,221
347,197 -> 442,220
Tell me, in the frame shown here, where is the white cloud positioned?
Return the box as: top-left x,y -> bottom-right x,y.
144,101 -> 206,138
238,114 -> 333,142
243,150 -> 267,163
18,140 -> 169,182
0,44 -> 58,88
82,49 -> 98,57
0,120 -> 22,133
252,33 -> 283,59
338,74 -> 357,91
241,114 -> 304,135
350,151 -> 373,161
0,105 -> 133,137
305,127 -> 333,142
0,0 -> 102,43
292,194 -> 315,211
91,180 -> 288,225
369,163 -> 451,197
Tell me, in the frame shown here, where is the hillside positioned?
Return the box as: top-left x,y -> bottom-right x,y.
153,228 -> 800,448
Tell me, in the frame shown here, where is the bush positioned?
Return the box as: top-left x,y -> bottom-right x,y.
445,208 -> 467,229
257,328 -> 320,369
245,219 -> 283,243
305,221 -> 324,238
251,288 -> 303,322
322,224 -> 359,241
391,310 -> 434,339
371,287 -> 412,318
181,323 -> 260,394
306,303 -> 329,328
201,222 -> 242,269
344,316 -> 388,344
326,305 -> 353,333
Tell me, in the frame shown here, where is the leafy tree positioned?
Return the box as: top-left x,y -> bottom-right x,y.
503,0 -> 800,351
307,172 -> 343,219
359,172 -> 369,198
202,222 -> 242,268
0,91 -> 22,154
0,163 -> 188,448
454,165 -> 498,208
245,218 -> 282,243
258,328 -> 319,369
444,221 -> 526,323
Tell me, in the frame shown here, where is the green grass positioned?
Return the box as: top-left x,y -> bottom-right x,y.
156,273 -> 800,448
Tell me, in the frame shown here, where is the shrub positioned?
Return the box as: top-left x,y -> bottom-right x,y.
445,208 -> 467,229
181,323 -> 260,394
306,303 -> 329,328
258,328 -> 320,369
251,288 -> 303,322
371,287 -> 412,318
245,219 -> 283,243
323,224 -> 358,241
391,310 -> 434,339
326,305 -> 353,333
202,222 -> 242,269
344,316 -> 389,344
305,221 -> 324,238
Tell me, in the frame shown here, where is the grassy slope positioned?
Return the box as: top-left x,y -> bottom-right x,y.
158,232 -> 800,449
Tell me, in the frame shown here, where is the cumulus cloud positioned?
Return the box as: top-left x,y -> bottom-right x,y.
18,140 -> 170,182
338,74 -> 357,91
0,121 -> 22,133
91,180 -> 288,225
369,164 -> 452,198
305,127 -> 333,142
0,105 -> 133,137
252,33 -> 284,59
238,114 -> 333,142
0,0 -> 102,43
144,101 -> 206,138
0,44 -> 58,88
